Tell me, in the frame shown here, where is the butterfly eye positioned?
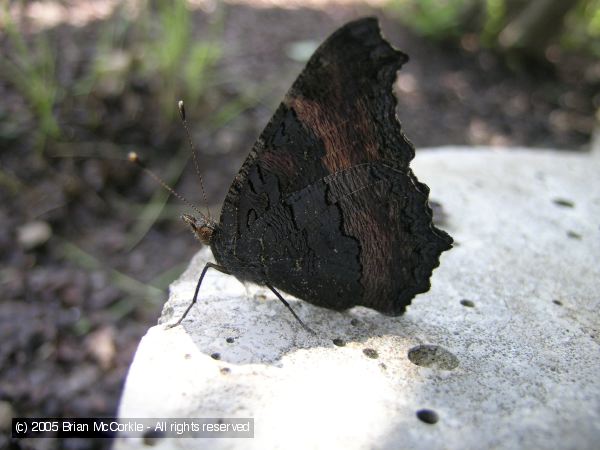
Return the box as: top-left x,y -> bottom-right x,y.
197,225 -> 214,245
181,214 -> 214,245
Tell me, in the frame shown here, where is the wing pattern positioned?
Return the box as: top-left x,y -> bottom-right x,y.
211,17 -> 452,315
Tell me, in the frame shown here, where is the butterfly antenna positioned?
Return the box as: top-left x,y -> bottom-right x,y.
178,100 -> 211,220
128,152 -> 206,218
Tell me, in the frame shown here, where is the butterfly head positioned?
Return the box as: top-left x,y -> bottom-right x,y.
182,214 -> 216,245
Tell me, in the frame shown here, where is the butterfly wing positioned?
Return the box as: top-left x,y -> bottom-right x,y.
212,17 -> 452,314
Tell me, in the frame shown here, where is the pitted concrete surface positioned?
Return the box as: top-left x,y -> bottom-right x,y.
116,146 -> 600,450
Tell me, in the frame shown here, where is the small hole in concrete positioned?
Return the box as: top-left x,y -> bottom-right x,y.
333,338 -> 346,347
460,299 -> 475,307
350,318 -> 359,326
210,353 -> 221,360
184,353 -> 192,359
226,337 -> 235,344
566,230 -> 581,240
363,348 -> 379,359
416,409 -> 439,424
143,429 -> 165,446
553,300 -> 563,306
379,362 -> 387,370
553,198 -> 575,208
220,367 -> 231,375
408,344 -> 459,370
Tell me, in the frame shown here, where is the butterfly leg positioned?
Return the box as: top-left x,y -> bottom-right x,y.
266,283 -> 316,335
169,262 -> 229,328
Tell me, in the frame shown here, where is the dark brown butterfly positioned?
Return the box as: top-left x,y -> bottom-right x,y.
176,17 -> 453,331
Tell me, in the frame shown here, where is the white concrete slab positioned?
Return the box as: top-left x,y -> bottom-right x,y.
116,146 -> 600,450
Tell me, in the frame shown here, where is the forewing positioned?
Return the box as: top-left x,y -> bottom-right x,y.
215,17 -> 411,247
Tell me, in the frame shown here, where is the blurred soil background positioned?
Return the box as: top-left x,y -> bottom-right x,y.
1,0 -> 599,448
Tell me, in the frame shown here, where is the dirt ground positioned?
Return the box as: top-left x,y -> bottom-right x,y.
1,2 -> 598,449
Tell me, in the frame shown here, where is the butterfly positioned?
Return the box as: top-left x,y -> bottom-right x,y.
174,17 -> 453,332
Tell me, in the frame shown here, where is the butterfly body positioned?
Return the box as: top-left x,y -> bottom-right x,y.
188,17 -> 453,318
